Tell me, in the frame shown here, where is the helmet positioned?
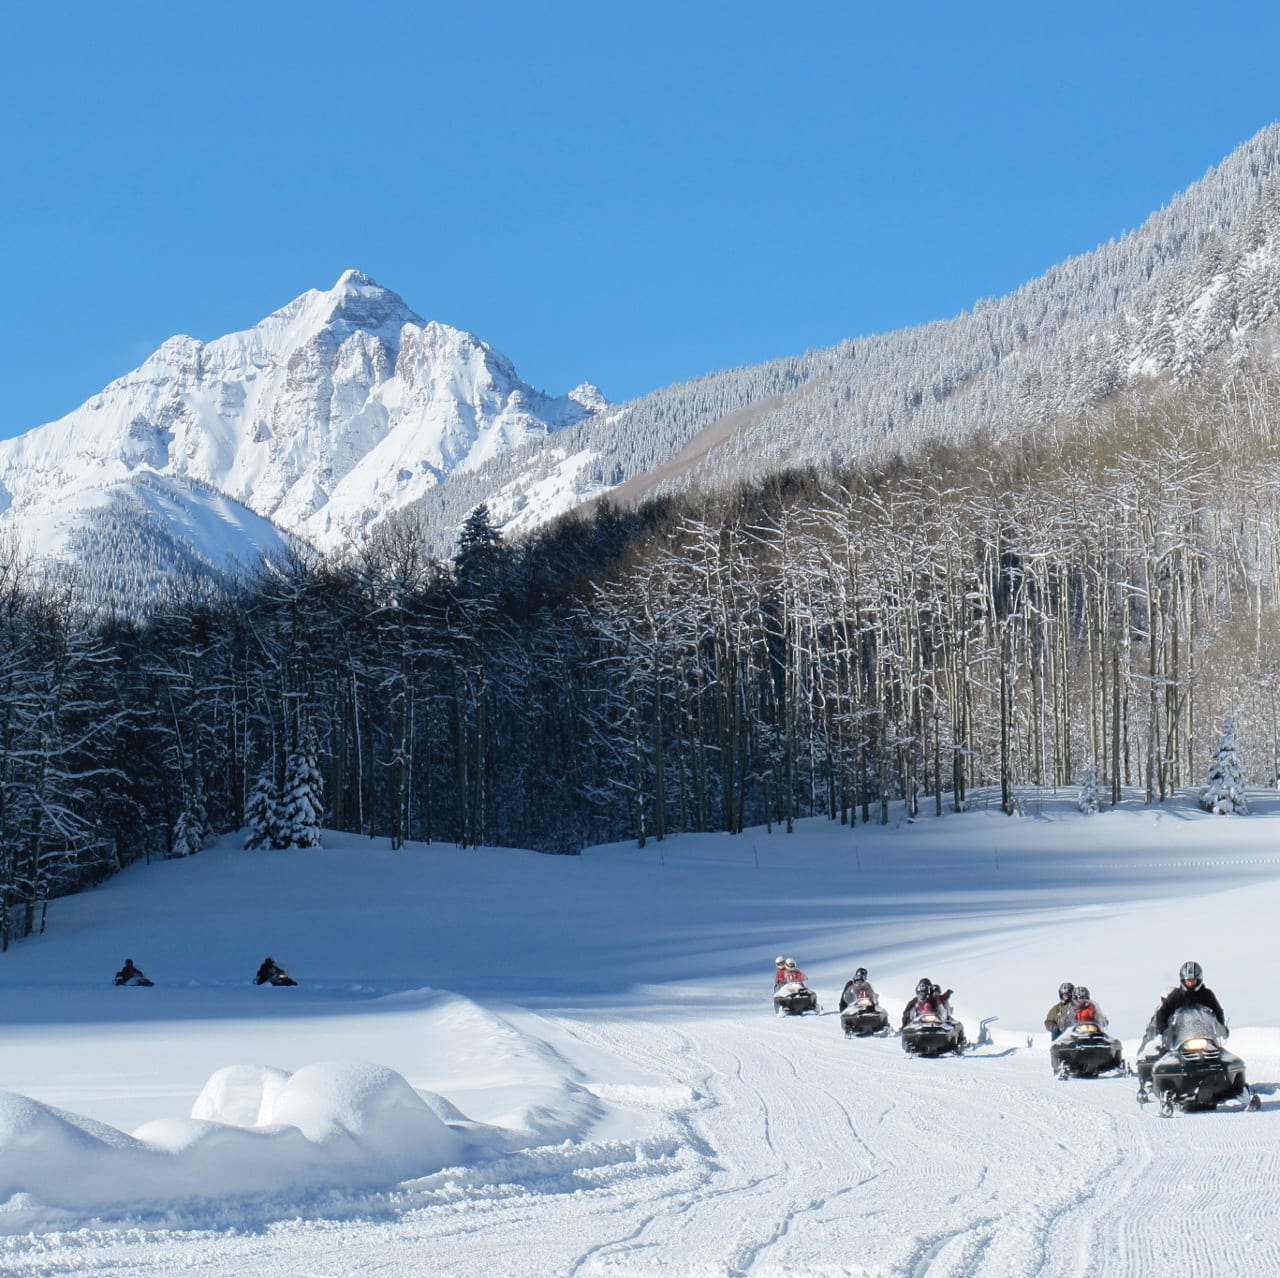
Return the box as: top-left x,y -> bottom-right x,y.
775,955 -> 785,967
916,978 -> 932,995
1180,960 -> 1203,987
931,984 -> 944,997
1074,985 -> 1090,1001
1058,981 -> 1075,1001
125,957 -> 133,965
785,958 -> 797,970
854,967 -> 868,981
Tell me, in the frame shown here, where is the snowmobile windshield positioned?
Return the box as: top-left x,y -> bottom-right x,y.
1167,1005 -> 1227,1045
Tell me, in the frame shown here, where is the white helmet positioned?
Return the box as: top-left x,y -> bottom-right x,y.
775,955 -> 785,966
785,958 -> 797,970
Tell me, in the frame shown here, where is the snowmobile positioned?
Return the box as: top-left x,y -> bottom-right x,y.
255,959 -> 298,987
1050,1018 -> 1125,1079
113,973 -> 154,987
901,1009 -> 966,1057
773,980 -> 819,1016
1136,1006 -> 1259,1115
841,996 -> 891,1037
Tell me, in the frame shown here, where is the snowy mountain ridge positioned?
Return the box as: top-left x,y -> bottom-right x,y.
0,269 -> 606,568
12,127 -> 1280,583
389,122 -> 1280,556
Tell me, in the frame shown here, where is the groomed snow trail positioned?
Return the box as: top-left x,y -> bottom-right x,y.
6,1006 -> 1277,1277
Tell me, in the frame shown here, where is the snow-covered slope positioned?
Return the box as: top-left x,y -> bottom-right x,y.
0,270 -> 605,564
19,472 -> 304,607
392,122 -> 1280,555
4,789 -> 1280,1273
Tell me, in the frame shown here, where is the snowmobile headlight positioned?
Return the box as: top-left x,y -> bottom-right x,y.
1182,1037 -> 1213,1052
921,1014 -> 940,1023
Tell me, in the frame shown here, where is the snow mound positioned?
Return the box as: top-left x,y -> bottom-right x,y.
0,1061 -> 460,1222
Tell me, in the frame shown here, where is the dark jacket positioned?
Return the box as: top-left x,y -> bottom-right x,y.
255,958 -> 281,985
902,990 -> 952,1027
840,979 -> 877,1010
114,961 -> 144,985
1154,983 -> 1225,1034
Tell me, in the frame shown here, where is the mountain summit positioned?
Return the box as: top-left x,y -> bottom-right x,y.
0,272 -> 606,560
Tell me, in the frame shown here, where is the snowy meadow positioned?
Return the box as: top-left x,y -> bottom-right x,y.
2,789 -> 1280,1276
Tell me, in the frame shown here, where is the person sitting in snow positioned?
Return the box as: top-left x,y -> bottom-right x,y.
1044,981 -> 1076,1040
839,967 -> 879,1011
113,957 -> 151,986
255,956 -> 296,986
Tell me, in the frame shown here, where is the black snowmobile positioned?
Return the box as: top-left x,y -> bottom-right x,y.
255,958 -> 298,987
1050,1017 -> 1125,1079
1137,1006 -> 1258,1115
113,961 -> 153,987
773,979 -> 819,1016
901,1009 -> 966,1057
841,996 -> 891,1037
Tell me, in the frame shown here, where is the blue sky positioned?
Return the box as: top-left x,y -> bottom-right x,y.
3,2 -> 1278,438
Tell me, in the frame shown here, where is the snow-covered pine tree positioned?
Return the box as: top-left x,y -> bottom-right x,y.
170,776 -> 211,857
280,731 -> 324,848
1076,760 -> 1101,815
244,765 -> 279,851
171,805 -> 203,858
1201,715 -> 1250,814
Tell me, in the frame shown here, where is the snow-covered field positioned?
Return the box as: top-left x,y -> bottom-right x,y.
3,789 -> 1280,1276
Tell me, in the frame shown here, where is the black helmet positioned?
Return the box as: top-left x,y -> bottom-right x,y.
1074,985 -> 1091,1001
1180,960 -> 1203,987
916,978 -> 932,995
854,967 -> 867,981
1058,981 -> 1075,1001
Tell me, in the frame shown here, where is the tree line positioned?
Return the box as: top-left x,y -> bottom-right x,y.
5,360 -> 1280,946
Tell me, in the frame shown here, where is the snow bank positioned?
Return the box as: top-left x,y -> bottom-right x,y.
0,1061 -> 460,1220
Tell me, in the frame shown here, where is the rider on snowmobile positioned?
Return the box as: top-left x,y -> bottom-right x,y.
774,955 -> 788,989
1044,981 -> 1075,1039
902,977 -> 952,1026
114,957 -> 147,986
779,957 -> 808,986
1154,961 -> 1226,1036
839,967 -> 878,1010
1067,985 -> 1108,1027
255,956 -> 293,986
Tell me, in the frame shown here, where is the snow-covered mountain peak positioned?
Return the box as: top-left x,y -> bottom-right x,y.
567,382 -> 609,414
0,274 -> 606,570
255,271 -> 422,354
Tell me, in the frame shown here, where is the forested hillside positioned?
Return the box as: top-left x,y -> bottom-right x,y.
6,331 -> 1280,945
410,123 -> 1280,554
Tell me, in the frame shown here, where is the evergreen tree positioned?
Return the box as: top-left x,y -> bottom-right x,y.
454,503 -> 506,588
1076,760 -> 1101,815
170,776 -> 210,857
244,766 -> 279,851
1201,716 -> 1249,814
280,730 -> 324,848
